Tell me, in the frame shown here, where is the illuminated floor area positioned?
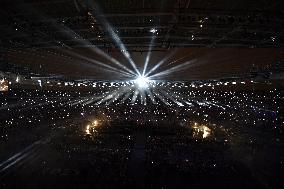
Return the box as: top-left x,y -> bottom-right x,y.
0,89 -> 284,188
1,121 -> 284,189
0,124 -> 272,188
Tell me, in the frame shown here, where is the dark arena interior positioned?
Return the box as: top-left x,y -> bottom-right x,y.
1,0 -> 284,188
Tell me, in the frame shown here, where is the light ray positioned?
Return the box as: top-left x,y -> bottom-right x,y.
54,17 -> 136,74
69,98 -> 90,106
102,22 -> 140,76
82,96 -> 102,106
62,49 -> 134,78
131,89 -> 140,104
159,89 -> 184,106
184,100 -> 194,107
145,50 -> 177,77
165,88 -> 187,104
145,88 -> 157,104
142,36 -> 155,76
152,89 -> 170,106
120,92 -> 132,104
105,87 -> 130,105
86,3 -> 140,76
25,8 -> 135,76
106,93 -> 121,105
96,91 -> 119,105
148,59 -> 197,79
139,89 -> 147,105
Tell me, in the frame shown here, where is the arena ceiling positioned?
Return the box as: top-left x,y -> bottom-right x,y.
0,0 -> 284,80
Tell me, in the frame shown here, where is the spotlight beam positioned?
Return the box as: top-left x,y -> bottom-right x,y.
148,59 -> 197,79
139,89 -> 147,105
142,36 -> 155,76
120,92 -> 132,104
145,50 -> 177,77
163,87 -> 184,100
86,4 -> 140,76
106,86 -> 131,105
58,21 -> 136,75
160,89 -> 184,106
159,89 -> 179,105
108,26 -> 140,76
24,10 -> 135,76
106,93 -> 121,105
131,89 -> 139,104
152,89 -> 170,106
96,91 -> 119,105
62,49 -> 135,78
69,97 -> 93,106
82,97 -> 102,106
184,100 -> 194,107
145,88 -> 157,104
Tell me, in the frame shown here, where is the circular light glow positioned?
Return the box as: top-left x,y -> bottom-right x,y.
135,76 -> 149,89
150,28 -> 157,33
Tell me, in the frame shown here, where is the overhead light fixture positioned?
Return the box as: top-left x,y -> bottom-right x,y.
150,28 -> 157,33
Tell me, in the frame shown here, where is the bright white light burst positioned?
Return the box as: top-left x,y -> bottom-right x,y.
135,76 -> 149,89
150,28 -> 157,33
